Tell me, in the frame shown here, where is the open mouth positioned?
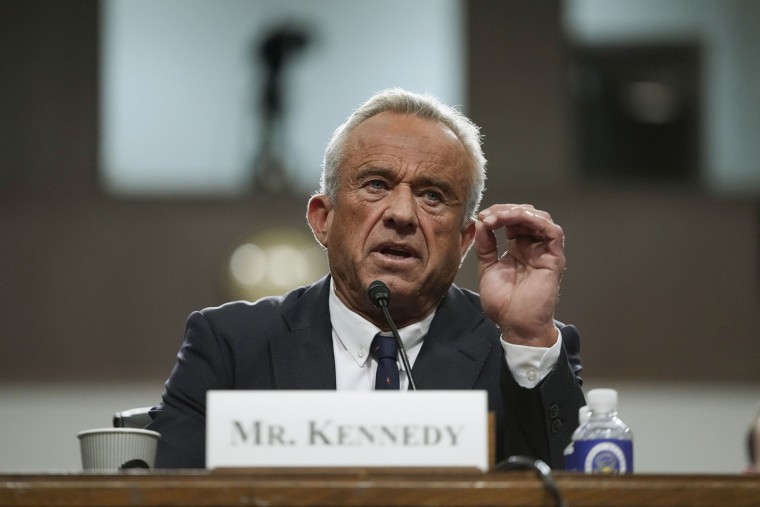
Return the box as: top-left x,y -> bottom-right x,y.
378,244 -> 416,259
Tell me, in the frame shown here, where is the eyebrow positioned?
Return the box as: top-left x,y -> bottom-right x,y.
355,166 -> 394,181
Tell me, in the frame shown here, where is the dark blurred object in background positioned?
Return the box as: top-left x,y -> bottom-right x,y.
570,43 -> 702,186
250,23 -> 311,194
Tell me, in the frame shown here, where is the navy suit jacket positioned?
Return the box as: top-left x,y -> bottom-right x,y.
148,275 -> 584,469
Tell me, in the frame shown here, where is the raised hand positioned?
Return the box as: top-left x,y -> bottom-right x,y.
474,204 -> 566,347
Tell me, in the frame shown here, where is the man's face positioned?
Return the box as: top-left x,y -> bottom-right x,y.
308,111 -> 476,326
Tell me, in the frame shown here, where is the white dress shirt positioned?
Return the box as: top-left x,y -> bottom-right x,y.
328,280 -> 562,390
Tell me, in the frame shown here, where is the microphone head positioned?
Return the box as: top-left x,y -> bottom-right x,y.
367,280 -> 390,308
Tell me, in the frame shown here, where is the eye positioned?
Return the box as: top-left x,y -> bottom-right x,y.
423,189 -> 443,203
366,179 -> 387,190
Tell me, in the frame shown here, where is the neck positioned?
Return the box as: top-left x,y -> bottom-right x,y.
333,282 -> 436,329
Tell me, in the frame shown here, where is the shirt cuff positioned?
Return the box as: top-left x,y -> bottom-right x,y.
501,327 -> 562,388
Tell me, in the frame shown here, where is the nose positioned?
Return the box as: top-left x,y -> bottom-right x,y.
382,186 -> 418,230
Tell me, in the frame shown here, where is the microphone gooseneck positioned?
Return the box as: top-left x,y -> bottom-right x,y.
367,280 -> 417,391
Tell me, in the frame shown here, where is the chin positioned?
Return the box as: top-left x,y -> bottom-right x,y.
362,270 -> 439,301
373,276 -> 415,292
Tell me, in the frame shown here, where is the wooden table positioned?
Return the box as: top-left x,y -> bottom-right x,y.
2,469 -> 759,506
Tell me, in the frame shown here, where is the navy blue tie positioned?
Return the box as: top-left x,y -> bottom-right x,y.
372,334 -> 399,390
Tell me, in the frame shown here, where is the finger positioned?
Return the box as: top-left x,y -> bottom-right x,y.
506,222 -> 565,257
479,204 -> 566,261
480,203 -> 552,223
473,219 -> 499,267
503,223 -> 549,240
483,206 -> 561,242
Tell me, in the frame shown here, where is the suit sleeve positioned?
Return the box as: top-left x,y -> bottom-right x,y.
500,323 -> 585,469
146,310 -> 234,468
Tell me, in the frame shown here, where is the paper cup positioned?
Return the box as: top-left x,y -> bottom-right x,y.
78,428 -> 160,471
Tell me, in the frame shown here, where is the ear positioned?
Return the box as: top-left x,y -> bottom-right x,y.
306,194 -> 333,247
459,219 -> 476,259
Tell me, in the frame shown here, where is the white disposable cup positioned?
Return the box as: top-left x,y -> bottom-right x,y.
77,428 -> 160,471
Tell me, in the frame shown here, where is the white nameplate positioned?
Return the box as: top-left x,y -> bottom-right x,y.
206,390 -> 488,471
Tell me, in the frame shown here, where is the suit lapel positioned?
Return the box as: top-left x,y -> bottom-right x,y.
269,276 -> 337,389
413,286 -> 495,389
266,278 -> 495,390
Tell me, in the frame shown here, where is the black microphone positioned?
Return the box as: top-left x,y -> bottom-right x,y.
367,280 -> 417,391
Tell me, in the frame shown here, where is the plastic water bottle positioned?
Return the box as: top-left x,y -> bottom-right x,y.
568,388 -> 633,474
563,405 -> 589,470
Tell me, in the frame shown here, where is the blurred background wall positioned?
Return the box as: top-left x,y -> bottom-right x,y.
1,0 -> 758,473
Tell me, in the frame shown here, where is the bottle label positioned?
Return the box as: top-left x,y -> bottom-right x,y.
563,443 -> 577,471
574,439 -> 633,474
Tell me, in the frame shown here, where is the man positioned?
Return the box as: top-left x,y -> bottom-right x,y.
147,88 -> 585,469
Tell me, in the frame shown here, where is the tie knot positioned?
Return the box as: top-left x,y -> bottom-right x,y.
371,334 -> 398,361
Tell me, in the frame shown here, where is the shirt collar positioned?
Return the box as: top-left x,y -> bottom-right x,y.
329,278 -> 434,367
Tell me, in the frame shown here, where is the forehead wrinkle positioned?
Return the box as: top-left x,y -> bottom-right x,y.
349,126 -> 458,163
